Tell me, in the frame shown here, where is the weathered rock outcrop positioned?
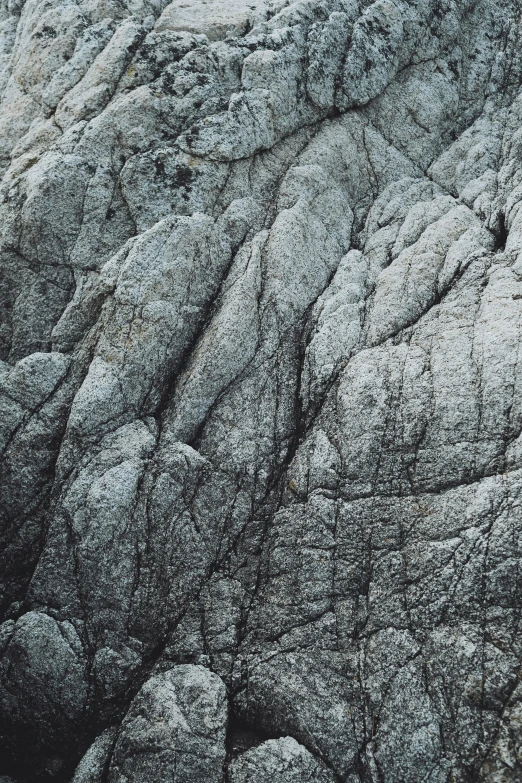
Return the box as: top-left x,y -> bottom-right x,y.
1,0 -> 522,781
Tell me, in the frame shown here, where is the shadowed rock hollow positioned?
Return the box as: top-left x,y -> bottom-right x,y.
1,0 -> 522,781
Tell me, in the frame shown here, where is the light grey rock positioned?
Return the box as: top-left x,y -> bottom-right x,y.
71,728 -> 118,783
2,1 -> 522,782
106,664 -> 227,783
229,737 -> 337,783
156,0 -> 279,41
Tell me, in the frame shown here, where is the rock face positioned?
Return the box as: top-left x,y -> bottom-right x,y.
229,736 -> 337,783
1,0 -> 522,781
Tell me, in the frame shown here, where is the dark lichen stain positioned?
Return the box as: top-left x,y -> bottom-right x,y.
172,166 -> 196,189
152,155 -> 196,201
154,158 -> 167,178
33,25 -> 57,40
448,59 -> 460,78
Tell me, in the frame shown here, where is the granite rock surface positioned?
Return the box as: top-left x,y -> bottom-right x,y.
1,0 -> 522,781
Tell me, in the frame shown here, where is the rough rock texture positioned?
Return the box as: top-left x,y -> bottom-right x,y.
229,736 -> 337,783
1,0 -> 522,782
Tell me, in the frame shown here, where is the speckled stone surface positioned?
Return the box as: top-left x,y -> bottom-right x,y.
1,1 -> 522,781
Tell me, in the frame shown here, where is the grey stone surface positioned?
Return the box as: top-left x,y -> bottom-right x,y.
70,729 -> 118,783
229,737 -> 338,783
107,664 -> 227,783
1,1 -> 522,782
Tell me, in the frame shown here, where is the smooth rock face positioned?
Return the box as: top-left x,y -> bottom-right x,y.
1,1 -> 522,782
